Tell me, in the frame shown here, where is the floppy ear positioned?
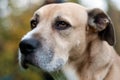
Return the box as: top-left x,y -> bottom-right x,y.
88,8 -> 116,46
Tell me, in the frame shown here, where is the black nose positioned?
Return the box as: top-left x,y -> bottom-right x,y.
19,38 -> 40,55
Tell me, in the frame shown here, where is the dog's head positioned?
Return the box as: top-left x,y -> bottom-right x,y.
19,3 -> 115,72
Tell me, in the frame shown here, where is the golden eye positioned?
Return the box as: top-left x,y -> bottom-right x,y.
55,21 -> 71,30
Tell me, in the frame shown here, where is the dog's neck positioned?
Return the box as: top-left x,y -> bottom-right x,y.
65,39 -> 113,80
50,39 -> 113,80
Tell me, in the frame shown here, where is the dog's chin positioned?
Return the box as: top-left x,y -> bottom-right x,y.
19,53 -> 65,72
20,58 -> 65,72
38,58 -> 65,72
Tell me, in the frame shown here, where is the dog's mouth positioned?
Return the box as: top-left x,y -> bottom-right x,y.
18,38 -> 67,72
19,51 -> 38,70
20,55 -> 33,69
21,59 -> 29,69
21,59 -> 39,70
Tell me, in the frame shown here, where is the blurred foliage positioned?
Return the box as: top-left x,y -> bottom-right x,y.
0,0 -> 44,80
0,0 -> 120,80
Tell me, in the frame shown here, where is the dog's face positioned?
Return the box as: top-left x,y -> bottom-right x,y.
19,3 -> 115,72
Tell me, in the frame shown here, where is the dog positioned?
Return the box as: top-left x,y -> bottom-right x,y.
18,2 -> 120,80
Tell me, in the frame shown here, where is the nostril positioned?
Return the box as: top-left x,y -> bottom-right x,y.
19,38 -> 40,54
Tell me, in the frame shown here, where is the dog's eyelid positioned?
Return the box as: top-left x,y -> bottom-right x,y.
55,16 -> 70,24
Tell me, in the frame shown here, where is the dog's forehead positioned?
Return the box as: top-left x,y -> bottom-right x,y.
34,3 -> 87,18
33,3 -> 88,26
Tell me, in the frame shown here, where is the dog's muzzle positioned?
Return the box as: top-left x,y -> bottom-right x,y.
19,38 -> 65,72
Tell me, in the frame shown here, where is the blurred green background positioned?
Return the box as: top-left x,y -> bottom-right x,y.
0,0 -> 120,80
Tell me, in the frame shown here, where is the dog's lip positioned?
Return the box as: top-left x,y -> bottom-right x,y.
21,60 -> 29,69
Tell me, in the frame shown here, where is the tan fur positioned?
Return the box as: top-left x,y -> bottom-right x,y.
22,2 -> 120,80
